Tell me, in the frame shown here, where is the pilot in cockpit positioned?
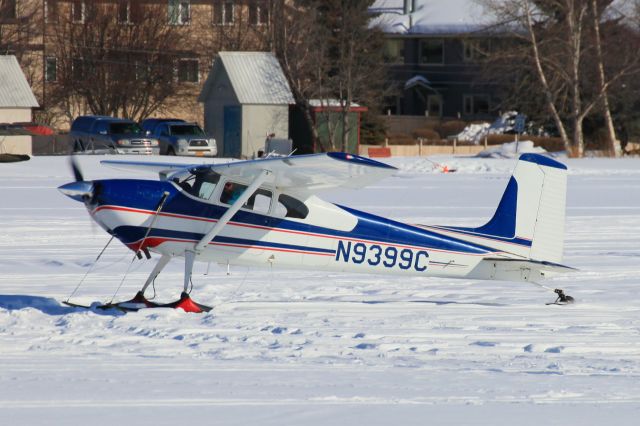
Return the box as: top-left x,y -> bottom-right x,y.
221,181 -> 241,204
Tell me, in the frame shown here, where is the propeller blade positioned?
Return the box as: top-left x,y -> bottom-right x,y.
70,155 -> 84,182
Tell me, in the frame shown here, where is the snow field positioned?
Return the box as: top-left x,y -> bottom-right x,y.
1,155 -> 640,425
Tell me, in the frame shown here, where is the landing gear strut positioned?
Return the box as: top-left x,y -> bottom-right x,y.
119,251 -> 211,313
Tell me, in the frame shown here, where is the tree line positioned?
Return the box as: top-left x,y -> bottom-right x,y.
480,0 -> 640,157
3,0 -> 639,156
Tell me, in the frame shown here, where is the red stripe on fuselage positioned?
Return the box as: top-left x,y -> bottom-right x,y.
127,236 -> 334,257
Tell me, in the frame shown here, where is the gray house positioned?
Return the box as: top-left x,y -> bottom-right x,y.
198,52 -> 295,158
0,56 -> 39,155
370,0 -> 498,119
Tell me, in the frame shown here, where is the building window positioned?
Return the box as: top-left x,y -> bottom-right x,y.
427,95 -> 442,117
44,0 -> 58,23
0,0 -> 17,20
135,60 -> 151,81
463,95 -> 490,115
419,39 -> 444,65
72,58 -> 87,81
168,0 -> 190,25
118,1 -> 131,24
45,57 -> 57,82
213,1 -> 234,25
383,39 -> 404,63
463,39 -> 489,62
72,1 -> 85,23
249,1 -> 268,25
177,59 -> 199,82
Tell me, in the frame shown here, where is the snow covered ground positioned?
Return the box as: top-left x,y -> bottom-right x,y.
1,154 -> 640,425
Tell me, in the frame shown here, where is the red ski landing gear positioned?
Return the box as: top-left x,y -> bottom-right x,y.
160,292 -> 212,313
130,250 -> 211,313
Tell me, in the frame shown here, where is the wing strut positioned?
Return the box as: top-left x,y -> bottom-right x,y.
195,169 -> 271,252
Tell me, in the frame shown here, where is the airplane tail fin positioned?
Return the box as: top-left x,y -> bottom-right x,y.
443,154 -> 568,263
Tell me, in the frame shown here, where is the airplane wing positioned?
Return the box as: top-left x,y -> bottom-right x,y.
100,159 -> 224,176
102,153 -> 397,192
208,153 -> 396,192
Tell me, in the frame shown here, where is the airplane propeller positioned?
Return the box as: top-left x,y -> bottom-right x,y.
58,156 -> 94,202
71,154 -> 84,182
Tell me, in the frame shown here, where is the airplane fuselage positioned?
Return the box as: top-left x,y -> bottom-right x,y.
88,178 -> 518,281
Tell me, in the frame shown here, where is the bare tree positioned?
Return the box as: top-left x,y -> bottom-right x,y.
48,1 -> 188,122
275,0 -> 387,152
0,0 -> 43,102
274,1 -> 333,151
481,0 -> 638,157
591,0 -> 624,157
319,0 -> 388,151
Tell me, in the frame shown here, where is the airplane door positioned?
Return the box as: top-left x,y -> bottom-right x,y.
223,106 -> 241,158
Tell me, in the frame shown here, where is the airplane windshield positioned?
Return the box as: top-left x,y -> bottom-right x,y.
171,168 -> 220,200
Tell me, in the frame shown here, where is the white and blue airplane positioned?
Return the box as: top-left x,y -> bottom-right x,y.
59,152 -> 574,312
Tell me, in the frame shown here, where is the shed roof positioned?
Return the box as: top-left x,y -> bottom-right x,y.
0,56 -> 39,108
199,52 -> 295,105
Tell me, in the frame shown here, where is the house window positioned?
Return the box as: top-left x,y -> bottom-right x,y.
427,95 -> 442,117
383,39 -> 404,63
44,0 -> 58,23
72,58 -> 87,81
419,39 -> 444,64
0,0 -> 17,20
463,39 -> 489,62
249,1 -> 268,25
118,1 -> 131,24
71,1 -> 85,23
45,57 -> 57,82
463,95 -> 490,115
213,1 -> 234,25
177,59 -> 199,82
168,0 -> 190,25
135,60 -> 151,81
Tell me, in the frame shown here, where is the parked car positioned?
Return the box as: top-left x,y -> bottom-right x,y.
140,118 -> 185,135
70,115 -> 159,155
148,121 -> 217,157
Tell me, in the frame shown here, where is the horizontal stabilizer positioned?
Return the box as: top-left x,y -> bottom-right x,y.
470,258 -> 577,283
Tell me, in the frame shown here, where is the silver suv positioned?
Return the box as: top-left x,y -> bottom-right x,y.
150,121 -> 217,157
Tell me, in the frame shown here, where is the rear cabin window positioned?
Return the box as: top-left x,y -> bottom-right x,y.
274,194 -> 308,219
244,189 -> 272,214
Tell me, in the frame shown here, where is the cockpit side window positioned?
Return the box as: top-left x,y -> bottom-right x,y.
220,180 -> 248,205
274,194 -> 308,219
219,181 -> 273,214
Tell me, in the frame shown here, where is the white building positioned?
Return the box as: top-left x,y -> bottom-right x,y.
0,56 -> 40,156
198,52 -> 295,159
